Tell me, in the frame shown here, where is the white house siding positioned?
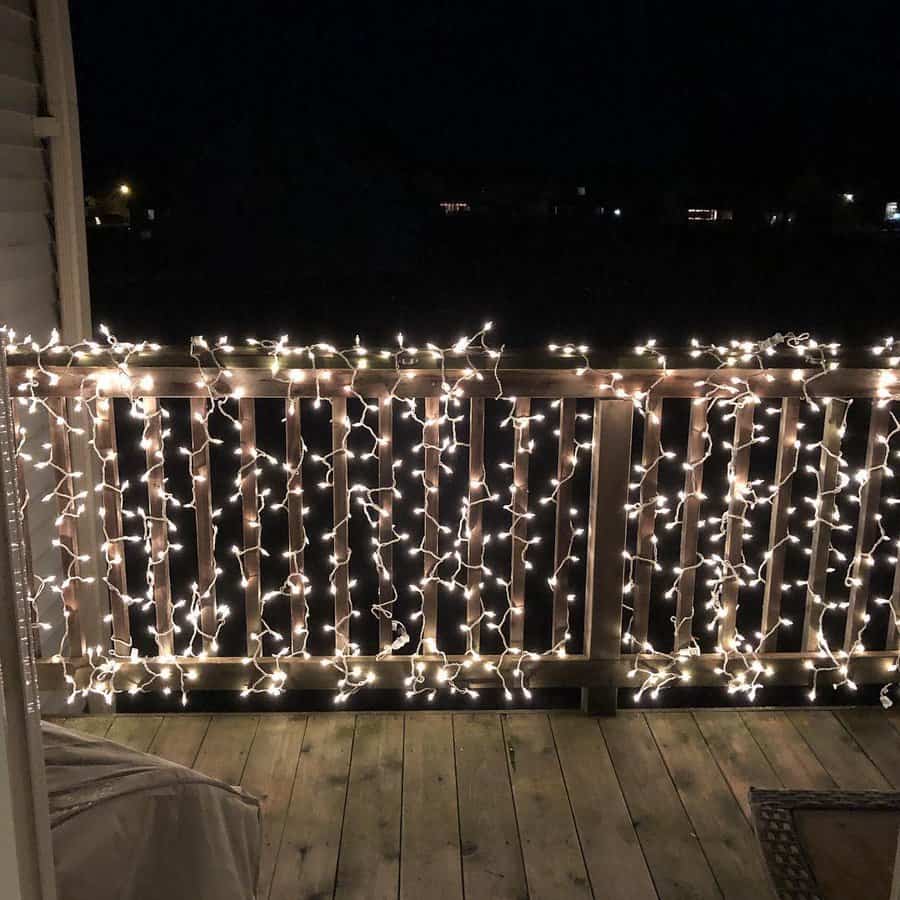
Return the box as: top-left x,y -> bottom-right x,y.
1,0 -> 67,660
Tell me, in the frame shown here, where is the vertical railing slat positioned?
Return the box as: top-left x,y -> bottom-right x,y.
509,397 -> 531,650
189,397 -> 218,653
238,398 -> 261,656
285,398 -> 308,653
551,398 -> 577,650
11,404 -> 35,608
377,397 -> 394,652
843,402 -> 891,652
142,396 -> 174,657
718,400 -> 755,648
675,400 -> 708,649
422,396 -> 441,647
331,396 -> 351,651
887,555 -> 900,650
759,397 -> 800,651
466,397 -> 485,652
92,393 -> 131,655
802,398 -> 850,652
582,398 -> 633,713
46,397 -> 84,656
632,396 -> 663,646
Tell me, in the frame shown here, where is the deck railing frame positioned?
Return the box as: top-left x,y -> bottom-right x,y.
8,348 -> 900,711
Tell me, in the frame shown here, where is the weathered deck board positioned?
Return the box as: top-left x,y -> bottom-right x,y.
740,710 -> 835,790
148,714 -> 211,767
59,715 -> 113,738
193,714 -> 259,785
503,714 -> 592,900
401,714 -> 463,900
692,709 -> 781,820
551,713 -> 656,900
788,710 -> 891,790
453,713 -> 527,900
45,707 -> 900,900
241,715 -> 307,900
600,713 -> 720,900
835,708 -> 900,788
269,714 -> 355,900
336,714 -> 403,900
105,714 -> 164,752
647,712 -> 771,900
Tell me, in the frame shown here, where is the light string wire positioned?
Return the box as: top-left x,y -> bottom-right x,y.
4,324 -> 900,707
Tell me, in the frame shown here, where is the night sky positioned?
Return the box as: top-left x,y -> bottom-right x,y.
68,2 -> 900,344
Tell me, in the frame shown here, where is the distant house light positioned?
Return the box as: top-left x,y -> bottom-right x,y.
886,201 -> 900,222
613,208 -> 621,217
842,192 -> 854,203
119,183 -> 131,196
440,201 -> 470,215
687,208 -> 718,222
576,186 -> 586,196
94,216 -> 101,226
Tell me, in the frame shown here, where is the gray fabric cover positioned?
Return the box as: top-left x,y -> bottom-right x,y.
42,721 -> 261,900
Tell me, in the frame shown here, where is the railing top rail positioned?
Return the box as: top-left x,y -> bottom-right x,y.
6,363 -> 896,399
4,342 -> 896,370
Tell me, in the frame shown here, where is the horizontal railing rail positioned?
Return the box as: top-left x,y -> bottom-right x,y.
5,330 -> 900,710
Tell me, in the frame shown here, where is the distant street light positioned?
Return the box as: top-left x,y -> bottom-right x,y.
613,208 -> 621,217
119,183 -> 131,196
842,192 -> 854,203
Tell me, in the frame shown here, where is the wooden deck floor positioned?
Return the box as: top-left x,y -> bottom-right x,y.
50,708 -> 900,900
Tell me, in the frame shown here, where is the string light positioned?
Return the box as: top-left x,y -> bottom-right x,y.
4,325 -> 900,709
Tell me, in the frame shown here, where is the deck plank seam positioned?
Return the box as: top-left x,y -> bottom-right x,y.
833,710 -> 900,790
690,711 -> 775,826
586,715 -> 661,900
263,715 -> 310,900
547,714 -> 599,900
642,713 -> 726,900
331,714 -> 359,900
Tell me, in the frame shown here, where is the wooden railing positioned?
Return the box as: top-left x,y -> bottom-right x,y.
6,335 -> 900,710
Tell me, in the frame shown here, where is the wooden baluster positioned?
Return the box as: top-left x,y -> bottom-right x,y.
189,397 -> 218,653
331,396 -> 351,651
238,398 -> 261,656
46,397 -> 84,656
285,397 -> 308,654
843,402 -> 892,653
509,397 -> 531,651
632,396 -> 663,647
466,398 -> 485,652
551,399 -> 577,650
141,396 -> 174,657
10,404 -> 35,607
759,398 -> 800,651
422,397 -> 441,647
887,555 -> 900,650
802,398 -> 850,652
718,400 -> 755,648
675,400 -> 709,650
377,397 -> 394,652
93,392 -> 131,655
582,399 -> 633,714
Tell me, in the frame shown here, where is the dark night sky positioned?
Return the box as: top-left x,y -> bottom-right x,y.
71,2 -> 900,190
67,2 -> 900,344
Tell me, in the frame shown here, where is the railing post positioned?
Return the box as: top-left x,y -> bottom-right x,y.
802,398 -> 850,652
509,397 -> 531,650
582,399 -> 633,715
551,398 -> 577,649
759,397 -> 800,651
422,397 -> 441,647
675,400 -> 709,649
